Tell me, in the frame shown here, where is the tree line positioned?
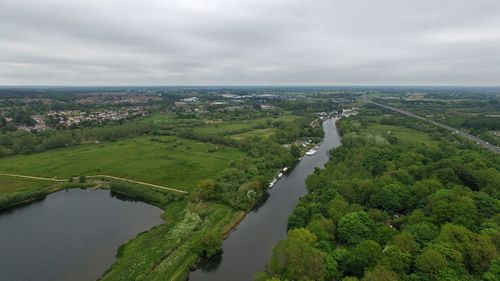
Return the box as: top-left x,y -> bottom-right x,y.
258,110 -> 500,281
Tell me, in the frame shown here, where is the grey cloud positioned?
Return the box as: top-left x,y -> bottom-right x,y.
0,0 -> 499,85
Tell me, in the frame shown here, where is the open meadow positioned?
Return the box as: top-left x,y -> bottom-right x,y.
0,136 -> 244,192
363,123 -> 439,146
192,114 -> 299,136
0,175 -> 56,195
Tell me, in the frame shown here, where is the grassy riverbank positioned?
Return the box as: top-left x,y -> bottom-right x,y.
99,198 -> 243,281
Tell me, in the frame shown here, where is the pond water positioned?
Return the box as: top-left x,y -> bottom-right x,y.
0,189 -> 164,281
189,118 -> 341,281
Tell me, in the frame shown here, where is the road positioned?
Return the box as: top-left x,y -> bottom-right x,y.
368,100 -> 500,154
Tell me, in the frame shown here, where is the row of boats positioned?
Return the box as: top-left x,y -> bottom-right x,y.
268,145 -> 319,188
268,167 -> 288,188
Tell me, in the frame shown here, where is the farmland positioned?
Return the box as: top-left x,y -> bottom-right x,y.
0,136 -> 244,192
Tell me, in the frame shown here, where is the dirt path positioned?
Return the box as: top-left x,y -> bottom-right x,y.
0,172 -> 188,195
0,172 -> 68,182
86,175 -> 188,194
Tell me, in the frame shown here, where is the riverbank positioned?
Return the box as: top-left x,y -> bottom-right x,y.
189,118 -> 341,281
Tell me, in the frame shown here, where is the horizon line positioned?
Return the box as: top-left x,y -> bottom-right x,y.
1,84 -> 500,88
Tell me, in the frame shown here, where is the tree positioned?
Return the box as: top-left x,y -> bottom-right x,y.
288,228 -> 317,244
196,179 -> 216,200
361,265 -> 399,281
290,144 -> 301,159
405,222 -> 439,246
392,233 -> 420,255
79,176 -> 86,183
193,230 -> 222,258
267,233 -> 326,281
483,257 -> 500,281
307,216 -> 335,242
345,240 -> 382,277
338,212 -> 375,245
380,246 -> 411,274
467,234 -> 497,274
415,248 -> 447,276
369,183 -> 406,212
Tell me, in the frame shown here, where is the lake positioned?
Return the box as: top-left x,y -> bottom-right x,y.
0,189 -> 164,281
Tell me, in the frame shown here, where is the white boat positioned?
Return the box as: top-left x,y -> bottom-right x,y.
282,167 -> 288,172
305,149 -> 317,156
278,172 -> 283,178
269,178 -> 278,188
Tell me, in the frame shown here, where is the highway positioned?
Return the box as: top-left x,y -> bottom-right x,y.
368,100 -> 500,154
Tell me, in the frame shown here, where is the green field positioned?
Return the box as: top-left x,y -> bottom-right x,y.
193,114 -> 299,136
231,128 -> 277,140
0,175 -> 55,195
0,136 -> 244,192
363,124 -> 438,146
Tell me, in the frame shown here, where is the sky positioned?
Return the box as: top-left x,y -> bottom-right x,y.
1,0 -> 500,86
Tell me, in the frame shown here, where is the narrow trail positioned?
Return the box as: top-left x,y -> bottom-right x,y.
0,172 -> 188,195
85,175 -> 188,194
0,172 -> 68,182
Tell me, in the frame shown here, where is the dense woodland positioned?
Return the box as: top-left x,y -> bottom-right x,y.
258,109 -> 500,281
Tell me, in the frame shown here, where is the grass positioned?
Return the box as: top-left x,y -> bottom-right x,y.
193,114 -> 299,136
231,128 -> 277,140
363,124 -> 438,146
0,136 -> 244,192
100,202 -> 241,281
0,175 -> 55,195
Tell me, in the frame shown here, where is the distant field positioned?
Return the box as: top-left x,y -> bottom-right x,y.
193,114 -> 299,136
231,128 -> 276,140
0,136 -> 244,192
363,124 -> 438,146
0,175 -> 55,195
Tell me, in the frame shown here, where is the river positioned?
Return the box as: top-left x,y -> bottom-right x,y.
0,189 -> 164,281
190,117 -> 341,281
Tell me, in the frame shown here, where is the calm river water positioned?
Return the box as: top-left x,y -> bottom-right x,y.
0,189 -> 164,281
190,117 -> 341,281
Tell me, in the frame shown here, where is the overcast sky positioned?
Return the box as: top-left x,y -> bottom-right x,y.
1,0 -> 500,86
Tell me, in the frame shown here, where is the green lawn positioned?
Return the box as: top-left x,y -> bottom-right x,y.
363,124 -> 438,146
0,136 -> 244,192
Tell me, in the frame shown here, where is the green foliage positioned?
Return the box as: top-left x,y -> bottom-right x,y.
405,222 -> 439,246
483,257 -> 500,281
193,229 -> 223,258
361,265 -> 399,281
338,212 -> 375,245
344,240 -> 382,277
110,182 -> 181,209
196,179 -> 217,200
264,110 -> 500,281
415,248 -> 447,275
265,229 -> 326,281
